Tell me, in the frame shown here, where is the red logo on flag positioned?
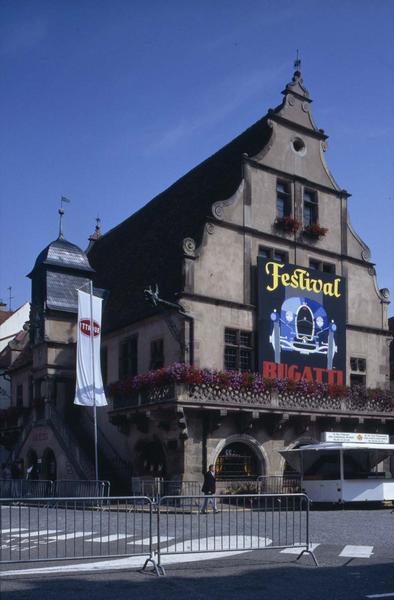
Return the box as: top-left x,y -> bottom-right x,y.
80,319 -> 100,337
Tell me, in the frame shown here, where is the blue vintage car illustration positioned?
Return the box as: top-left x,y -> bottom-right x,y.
269,296 -> 337,369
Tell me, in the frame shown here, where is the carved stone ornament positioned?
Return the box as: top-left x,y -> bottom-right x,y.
302,101 -> 310,112
288,95 -> 296,106
368,266 -> 376,277
206,223 -> 215,235
379,288 -> 390,302
321,141 -> 328,153
212,180 -> 244,220
361,247 -> 371,262
182,238 -> 196,257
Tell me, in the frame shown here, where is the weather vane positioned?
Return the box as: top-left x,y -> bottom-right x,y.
294,49 -> 301,72
58,196 -> 71,239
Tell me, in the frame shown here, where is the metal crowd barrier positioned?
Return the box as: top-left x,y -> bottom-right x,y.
156,493 -> 318,575
52,480 -> 111,498
0,480 -> 53,499
0,492 -> 318,575
257,475 -> 301,494
0,479 -> 111,499
0,495 -> 160,573
131,478 -> 200,501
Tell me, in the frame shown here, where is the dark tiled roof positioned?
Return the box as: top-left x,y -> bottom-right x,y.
28,237 -> 94,276
88,116 -> 272,333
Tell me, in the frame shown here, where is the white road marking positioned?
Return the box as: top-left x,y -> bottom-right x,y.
0,548 -> 251,577
280,543 -> 320,554
47,532 -> 95,541
339,545 -> 374,558
9,530 -> 60,539
128,536 -> 174,546
164,536 -> 272,552
1,528 -> 28,534
0,534 -> 273,577
85,534 -> 132,543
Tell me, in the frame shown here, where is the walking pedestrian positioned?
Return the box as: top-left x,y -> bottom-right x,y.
201,464 -> 219,513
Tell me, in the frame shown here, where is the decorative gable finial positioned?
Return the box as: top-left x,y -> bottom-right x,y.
58,196 -> 71,239
89,216 -> 102,242
294,49 -> 301,74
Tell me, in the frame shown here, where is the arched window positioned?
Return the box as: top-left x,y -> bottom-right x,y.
215,442 -> 260,480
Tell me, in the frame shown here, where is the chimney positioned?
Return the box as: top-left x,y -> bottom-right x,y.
0,301 -> 7,312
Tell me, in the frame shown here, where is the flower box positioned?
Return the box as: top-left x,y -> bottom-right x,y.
303,223 -> 328,239
274,216 -> 301,234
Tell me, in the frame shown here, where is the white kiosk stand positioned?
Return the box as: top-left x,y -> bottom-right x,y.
280,432 -> 394,503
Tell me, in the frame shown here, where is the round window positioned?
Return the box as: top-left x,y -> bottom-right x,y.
291,137 -> 306,155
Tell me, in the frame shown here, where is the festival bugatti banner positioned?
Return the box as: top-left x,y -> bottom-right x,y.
257,258 -> 346,385
74,289 -> 107,406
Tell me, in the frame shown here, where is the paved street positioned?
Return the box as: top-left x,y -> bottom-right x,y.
1,506 -> 394,599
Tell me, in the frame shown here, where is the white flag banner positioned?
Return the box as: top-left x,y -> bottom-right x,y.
74,289 -> 107,406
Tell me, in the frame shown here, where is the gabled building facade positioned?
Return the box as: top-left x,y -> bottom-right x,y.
87,67 -> 393,483
3,67 -> 393,488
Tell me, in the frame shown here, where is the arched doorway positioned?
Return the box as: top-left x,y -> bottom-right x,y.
136,440 -> 166,477
26,449 -> 39,480
42,448 -> 57,481
215,442 -> 260,480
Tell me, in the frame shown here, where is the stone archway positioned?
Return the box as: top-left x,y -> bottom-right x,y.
42,448 -> 57,481
212,435 -> 267,480
135,439 -> 167,477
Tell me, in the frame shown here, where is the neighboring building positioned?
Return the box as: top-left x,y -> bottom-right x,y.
2,66 -> 393,487
0,302 -> 30,463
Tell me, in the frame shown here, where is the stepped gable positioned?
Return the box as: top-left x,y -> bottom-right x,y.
88,116 -> 273,333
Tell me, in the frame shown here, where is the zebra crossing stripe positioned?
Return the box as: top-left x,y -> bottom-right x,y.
9,530 -> 59,539
128,536 -> 174,545
339,545 -> 374,558
85,534 -> 132,543
47,532 -> 95,541
1,529 -> 28,533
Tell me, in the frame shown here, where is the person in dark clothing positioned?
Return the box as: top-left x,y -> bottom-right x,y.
201,464 -> 219,513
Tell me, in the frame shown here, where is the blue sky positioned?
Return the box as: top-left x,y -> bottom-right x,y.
1,0 -> 393,316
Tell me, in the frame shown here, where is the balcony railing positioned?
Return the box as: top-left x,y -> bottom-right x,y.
110,382 -> 394,419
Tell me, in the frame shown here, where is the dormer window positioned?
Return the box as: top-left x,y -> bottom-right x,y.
303,189 -> 318,226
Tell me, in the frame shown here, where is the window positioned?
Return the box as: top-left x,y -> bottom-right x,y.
350,357 -> 366,388
276,180 -> 291,219
119,336 -> 138,379
258,246 -> 288,263
309,259 -> 336,274
16,385 -> 23,408
303,189 -> 318,226
150,339 -> 164,370
224,328 -> 253,371
101,346 -> 108,386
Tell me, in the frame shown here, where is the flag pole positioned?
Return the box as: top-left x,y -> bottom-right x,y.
89,279 -> 99,482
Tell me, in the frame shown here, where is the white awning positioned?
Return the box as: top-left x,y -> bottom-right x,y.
281,442 -> 394,453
